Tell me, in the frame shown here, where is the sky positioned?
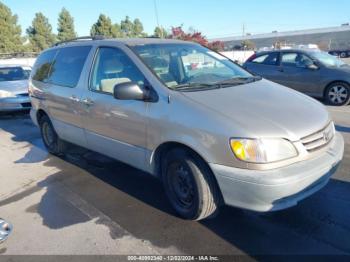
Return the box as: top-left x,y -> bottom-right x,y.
3,0 -> 350,39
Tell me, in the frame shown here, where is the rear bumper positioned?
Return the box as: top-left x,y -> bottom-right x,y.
210,132 -> 344,212
0,96 -> 31,112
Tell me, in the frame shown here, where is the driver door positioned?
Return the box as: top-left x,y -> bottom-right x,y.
274,52 -> 321,95
81,46 -> 149,171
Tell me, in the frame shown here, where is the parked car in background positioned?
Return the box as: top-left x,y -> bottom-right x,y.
244,49 -> 350,106
30,37 -> 343,220
329,50 -> 350,58
0,64 -> 32,112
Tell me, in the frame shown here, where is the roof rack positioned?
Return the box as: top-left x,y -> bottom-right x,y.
53,35 -> 107,47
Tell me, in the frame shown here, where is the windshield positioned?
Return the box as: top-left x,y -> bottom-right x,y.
310,51 -> 346,67
0,67 -> 31,82
130,43 -> 254,90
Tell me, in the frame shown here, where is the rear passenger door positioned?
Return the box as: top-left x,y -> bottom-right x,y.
245,52 -> 280,81
81,46 -> 149,171
44,46 -> 92,147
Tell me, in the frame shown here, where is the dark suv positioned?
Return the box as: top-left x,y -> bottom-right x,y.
244,49 -> 350,106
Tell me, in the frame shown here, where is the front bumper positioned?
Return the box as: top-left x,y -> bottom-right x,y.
210,132 -> 344,212
0,96 -> 31,112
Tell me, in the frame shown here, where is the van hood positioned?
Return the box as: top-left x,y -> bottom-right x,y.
181,79 -> 330,141
0,80 -> 29,95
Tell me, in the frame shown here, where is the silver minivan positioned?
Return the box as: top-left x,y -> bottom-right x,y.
29,37 -> 344,220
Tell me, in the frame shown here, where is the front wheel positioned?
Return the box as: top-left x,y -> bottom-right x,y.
325,82 -> 350,106
162,148 -> 220,220
39,115 -> 68,155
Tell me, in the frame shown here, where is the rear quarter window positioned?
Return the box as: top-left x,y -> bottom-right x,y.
32,49 -> 57,82
49,46 -> 92,88
251,52 -> 279,66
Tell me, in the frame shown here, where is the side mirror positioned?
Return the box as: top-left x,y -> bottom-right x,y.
113,82 -> 146,101
307,64 -> 319,70
113,82 -> 158,102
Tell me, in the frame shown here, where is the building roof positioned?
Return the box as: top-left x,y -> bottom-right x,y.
211,25 -> 350,42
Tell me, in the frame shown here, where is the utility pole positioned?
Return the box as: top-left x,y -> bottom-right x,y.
153,0 -> 162,38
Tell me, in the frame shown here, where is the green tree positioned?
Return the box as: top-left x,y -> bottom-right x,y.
154,26 -> 167,38
120,16 -> 146,37
27,12 -> 56,52
57,8 -> 76,41
120,16 -> 134,37
90,14 -> 121,37
0,1 -> 24,53
133,18 -> 146,37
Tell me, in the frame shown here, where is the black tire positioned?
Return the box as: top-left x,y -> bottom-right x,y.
340,52 -> 347,58
325,82 -> 350,106
162,148 -> 220,220
39,115 -> 68,155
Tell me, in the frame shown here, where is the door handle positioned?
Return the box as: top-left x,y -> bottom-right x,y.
81,98 -> 94,106
69,95 -> 80,102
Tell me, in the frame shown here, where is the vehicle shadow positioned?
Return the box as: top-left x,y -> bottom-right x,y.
1,116 -> 350,255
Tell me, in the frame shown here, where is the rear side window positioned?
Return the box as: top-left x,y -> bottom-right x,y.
32,50 -> 57,82
251,53 -> 279,66
49,46 -> 92,88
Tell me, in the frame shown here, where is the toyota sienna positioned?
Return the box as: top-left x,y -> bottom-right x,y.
29,37 -> 344,220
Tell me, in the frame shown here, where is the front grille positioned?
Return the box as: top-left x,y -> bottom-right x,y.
301,122 -> 335,152
21,102 -> 31,108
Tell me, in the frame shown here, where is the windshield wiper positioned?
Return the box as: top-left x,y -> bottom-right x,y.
215,76 -> 262,86
172,76 -> 262,91
172,82 -> 221,91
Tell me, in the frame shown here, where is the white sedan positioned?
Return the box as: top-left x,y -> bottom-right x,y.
0,64 -> 32,112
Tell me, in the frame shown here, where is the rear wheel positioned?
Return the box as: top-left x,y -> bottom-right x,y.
39,115 -> 68,155
162,148 -> 220,220
340,52 -> 347,58
325,82 -> 350,106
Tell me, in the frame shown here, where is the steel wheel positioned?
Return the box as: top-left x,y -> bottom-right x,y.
162,148 -> 220,220
167,162 -> 196,209
42,121 -> 55,147
39,115 -> 68,155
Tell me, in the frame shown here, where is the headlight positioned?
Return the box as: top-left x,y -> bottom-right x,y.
230,138 -> 298,163
0,90 -> 15,98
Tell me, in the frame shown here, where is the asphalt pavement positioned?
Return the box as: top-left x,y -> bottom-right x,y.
0,104 -> 349,257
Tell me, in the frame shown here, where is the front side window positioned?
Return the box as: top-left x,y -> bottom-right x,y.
90,47 -> 145,94
49,46 -> 92,88
0,67 -> 30,82
131,44 -> 254,90
281,52 -> 313,67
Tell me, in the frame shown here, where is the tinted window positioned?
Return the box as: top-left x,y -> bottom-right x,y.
281,52 -> 313,67
252,53 -> 279,65
90,47 -> 145,94
49,46 -> 92,88
32,50 -> 57,82
0,67 -> 30,82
